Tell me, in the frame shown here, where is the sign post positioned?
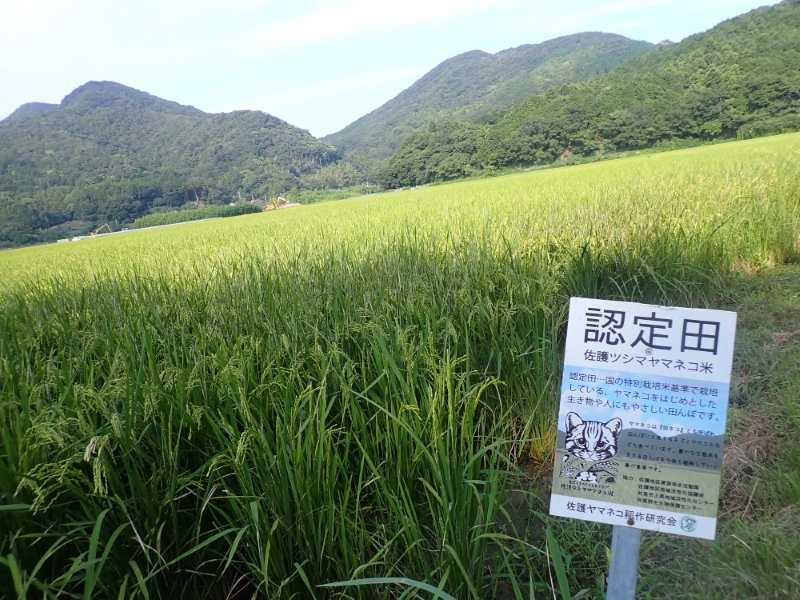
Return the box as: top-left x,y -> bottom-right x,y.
549,298 -> 737,597
606,526 -> 641,600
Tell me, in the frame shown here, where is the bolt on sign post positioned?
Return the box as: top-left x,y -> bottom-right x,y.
549,298 -> 737,599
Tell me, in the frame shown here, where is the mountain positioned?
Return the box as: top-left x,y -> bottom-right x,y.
380,0 -> 800,187
4,102 -> 59,123
0,81 -> 343,247
322,33 -> 654,160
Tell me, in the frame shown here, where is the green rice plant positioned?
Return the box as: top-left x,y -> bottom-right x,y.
0,134 -> 798,597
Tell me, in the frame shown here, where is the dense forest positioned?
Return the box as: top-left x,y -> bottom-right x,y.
379,0 -> 800,188
0,82 -> 364,247
323,33 -> 653,160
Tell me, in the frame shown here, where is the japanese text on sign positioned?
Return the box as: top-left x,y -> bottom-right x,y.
550,298 -> 736,540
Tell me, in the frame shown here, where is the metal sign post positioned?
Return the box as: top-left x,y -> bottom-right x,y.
549,298 -> 737,598
606,525 -> 642,600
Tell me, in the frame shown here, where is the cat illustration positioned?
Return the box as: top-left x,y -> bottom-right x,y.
560,412 -> 622,484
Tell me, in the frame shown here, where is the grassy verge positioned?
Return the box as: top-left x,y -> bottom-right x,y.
638,265 -> 800,599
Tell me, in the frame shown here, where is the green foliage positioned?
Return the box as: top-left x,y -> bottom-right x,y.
0,81 -> 347,247
280,184 -> 379,205
131,203 -> 263,228
0,135 -> 798,597
381,0 -> 800,188
379,121 -> 483,187
737,113 -> 800,139
2,102 -> 58,123
324,33 -> 653,160
297,161 -> 363,190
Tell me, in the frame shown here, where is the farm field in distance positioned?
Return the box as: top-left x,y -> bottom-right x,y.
1,134 -> 799,598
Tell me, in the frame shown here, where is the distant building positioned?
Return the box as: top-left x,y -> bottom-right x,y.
250,199 -> 267,207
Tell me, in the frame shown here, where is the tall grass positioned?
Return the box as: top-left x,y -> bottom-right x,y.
1,134 -> 799,598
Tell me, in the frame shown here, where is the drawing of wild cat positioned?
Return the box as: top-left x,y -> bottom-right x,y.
560,412 -> 622,484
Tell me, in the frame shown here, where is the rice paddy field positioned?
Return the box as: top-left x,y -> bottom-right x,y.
1,133 -> 799,599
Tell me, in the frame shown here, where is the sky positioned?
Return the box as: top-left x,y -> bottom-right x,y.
0,0 -> 779,137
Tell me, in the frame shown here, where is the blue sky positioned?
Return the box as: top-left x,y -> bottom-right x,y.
0,1 -> 778,137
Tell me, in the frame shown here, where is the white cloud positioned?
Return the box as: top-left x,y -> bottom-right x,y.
529,0 -> 674,36
525,0 -> 774,41
237,0 -> 500,52
231,65 -> 427,112
585,0 -> 675,18
165,0 -> 277,14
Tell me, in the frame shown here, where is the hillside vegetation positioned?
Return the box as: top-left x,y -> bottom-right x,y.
2,2 -> 798,248
323,33 -> 653,159
1,134 -> 798,597
130,203 -> 263,228
380,0 -> 800,188
0,82 -> 351,247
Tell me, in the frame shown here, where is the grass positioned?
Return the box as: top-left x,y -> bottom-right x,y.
638,266 -> 800,599
0,133 -> 799,598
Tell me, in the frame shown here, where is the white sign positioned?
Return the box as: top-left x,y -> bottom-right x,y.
549,298 -> 737,540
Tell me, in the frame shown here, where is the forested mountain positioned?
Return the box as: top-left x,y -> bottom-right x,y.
0,82 -> 347,247
323,33 -> 653,160
380,0 -> 800,188
3,2 -> 798,248
4,102 -> 59,123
